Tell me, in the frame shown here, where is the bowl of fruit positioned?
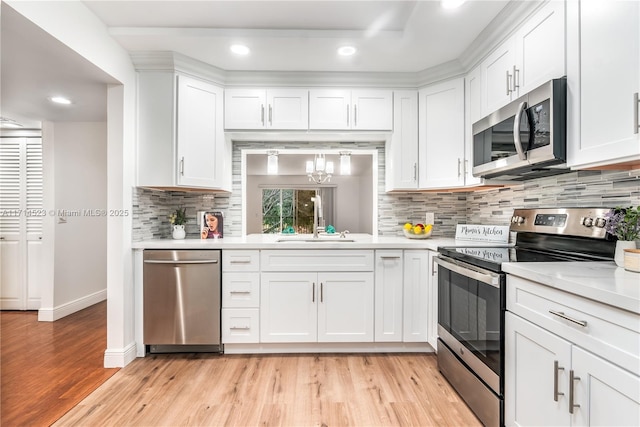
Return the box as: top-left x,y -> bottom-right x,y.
403,222 -> 433,239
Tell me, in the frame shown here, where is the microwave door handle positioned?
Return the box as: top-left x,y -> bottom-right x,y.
513,101 -> 528,161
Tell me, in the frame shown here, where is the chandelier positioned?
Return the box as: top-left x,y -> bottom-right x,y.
306,152 -> 351,184
306,154 -> 334,184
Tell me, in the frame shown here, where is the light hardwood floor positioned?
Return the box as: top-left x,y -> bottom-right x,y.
0,301 -> 118,426
54,352 -> 481,426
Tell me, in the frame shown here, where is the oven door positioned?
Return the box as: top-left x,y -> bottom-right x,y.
435,256 -> 505,395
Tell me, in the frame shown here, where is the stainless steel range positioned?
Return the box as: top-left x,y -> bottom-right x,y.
435,208 -> 616,427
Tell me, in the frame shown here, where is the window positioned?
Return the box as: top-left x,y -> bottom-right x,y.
261,188 -> 333,234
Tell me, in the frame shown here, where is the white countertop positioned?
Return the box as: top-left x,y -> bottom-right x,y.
503,262 -> 640,314
132,233 -> 511,251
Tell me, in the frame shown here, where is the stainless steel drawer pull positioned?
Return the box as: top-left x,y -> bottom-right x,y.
549,310 -> 587,327
553,360 -> 565,402
569,370 -> 581,414
320,282 -> 324,303
230,260 -> 251,264
380,256 -> 401,260
144,259 -> 218,264
312,282 -> 315,303
229,291 -> 251,294
230,326 -> 250,330
634,92 -> 639,134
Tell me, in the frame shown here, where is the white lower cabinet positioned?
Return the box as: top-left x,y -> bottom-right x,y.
260,271 -> 374,343
506,276 -> 640,426
402,250 -> 429,342
221,250 -> 260,343
374,250 -> 404,342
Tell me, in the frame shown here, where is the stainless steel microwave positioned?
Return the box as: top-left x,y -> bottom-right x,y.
472,77 -> 567,181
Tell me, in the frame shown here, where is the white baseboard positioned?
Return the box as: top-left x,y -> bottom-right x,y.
104,341 -> 137,368
223,342 -> 435,354
37,289 -> 107,321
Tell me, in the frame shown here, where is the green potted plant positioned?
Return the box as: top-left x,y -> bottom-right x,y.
604,206 -> 640,267
169,207 -> 187,239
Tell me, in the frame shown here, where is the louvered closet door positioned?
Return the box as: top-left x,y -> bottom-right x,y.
0,137 -> 43,310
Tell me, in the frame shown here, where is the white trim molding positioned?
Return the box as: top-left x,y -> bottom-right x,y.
104,341 -> 137,368
37,288 -> 107,322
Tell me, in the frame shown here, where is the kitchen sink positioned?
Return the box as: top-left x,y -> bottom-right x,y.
276,237 -> 356,243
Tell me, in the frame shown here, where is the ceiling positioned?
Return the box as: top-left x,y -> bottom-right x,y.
1,0 -> 511,128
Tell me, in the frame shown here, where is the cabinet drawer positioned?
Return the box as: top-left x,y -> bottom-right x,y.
222,250 -> 260,272
221,308 -> 259,343
222,272 -> 260,308
507,275 -> 640,375
261,250 -> 374,271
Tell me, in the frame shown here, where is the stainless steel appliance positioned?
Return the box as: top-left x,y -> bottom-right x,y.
473,77 -> 567,181
436,208 -> 616,426
143,250 -> 222,353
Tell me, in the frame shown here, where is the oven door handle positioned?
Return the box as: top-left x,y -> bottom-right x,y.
434,256 -> 501,288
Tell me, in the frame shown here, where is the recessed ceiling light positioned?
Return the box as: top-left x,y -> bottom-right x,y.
441,0 -> 466,9
230,44 -> 250,55
337,46 -> 357,56
49,96 -> 72,105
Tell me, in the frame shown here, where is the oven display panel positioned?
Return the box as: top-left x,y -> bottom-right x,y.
534,213 -> 567,227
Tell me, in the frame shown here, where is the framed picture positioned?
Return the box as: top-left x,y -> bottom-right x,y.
199,211 -> 223,239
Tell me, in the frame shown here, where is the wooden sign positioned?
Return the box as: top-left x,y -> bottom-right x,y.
455,224 -> 510,243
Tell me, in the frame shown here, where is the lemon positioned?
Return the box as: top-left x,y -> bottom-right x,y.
425,224 -> 433,232
413,225 -> 423,234
403,222 -> 413,231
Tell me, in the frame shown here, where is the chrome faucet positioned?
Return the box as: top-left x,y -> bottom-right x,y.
312,190 -> 322,238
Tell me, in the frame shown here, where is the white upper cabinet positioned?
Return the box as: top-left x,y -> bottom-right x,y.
309,89 -> 392,130
481,1 -> 565,117
137,72 -> 230,190
224,88 -> 309,130
464,66 -> 484,187
567,0 -> 640,168
386,90 -> 419,191
418,78 -> 466,189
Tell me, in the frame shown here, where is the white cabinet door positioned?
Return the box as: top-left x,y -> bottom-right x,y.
482,38 -> 516,116
267,89 -> 309,130
309,89 -> 351,130
426,251 -> 439,349
374,250 -> 403,342
403,250 -> 429,342
505,312 -> 572,427
418,78 -> 465,189
514,1 -> 565,96
571,346 -> 640,427
317,272 -> 374,342
224,89 -> 266,129
386,90 -> 418,191
309,89 -> 392,130
176,75 -> 225,188
351,90 -> 393,130
260,272 -> 317,342
567,0 -> 640,168
465,66 -> 483,187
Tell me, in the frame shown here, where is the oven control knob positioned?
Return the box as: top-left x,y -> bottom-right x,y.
594,217 -> 606,228
514,216 -> 525,224
581,217 -> 594,227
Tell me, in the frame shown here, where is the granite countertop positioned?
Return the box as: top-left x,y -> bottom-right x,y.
503,262 -> 640,315
132,233 -> 512,251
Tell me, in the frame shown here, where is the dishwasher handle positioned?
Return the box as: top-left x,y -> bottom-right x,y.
144,259 -> 219,265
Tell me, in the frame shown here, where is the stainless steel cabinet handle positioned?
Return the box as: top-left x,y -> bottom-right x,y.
457,158 -> 462,178
506,70 -> 513,95
269,104 -> 273,126
634,92 -> 639,134
569,370 -> 581,414
320,282 -> 324,303
261,104 -> 265,126
229,291 -> 251,294
230,326 -> 250,330
312,282 -> 315,303
549,310 -> 587,327
413,163 -> 417,182
553,360 -> 565,402
380,256 -> 401,260
346,104 -> 350,126
230,260 -> 251,264
354,104 -> 357,127
513,66 -> 520,92
180,157 -> 185,176
513,101 -> 528,161
144,259 -> 219,264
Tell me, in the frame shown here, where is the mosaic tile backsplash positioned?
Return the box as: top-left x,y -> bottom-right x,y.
132,141 -> 640,241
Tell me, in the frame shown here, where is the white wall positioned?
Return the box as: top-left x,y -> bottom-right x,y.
8,1 -> 138,367
52,122 -> 107,307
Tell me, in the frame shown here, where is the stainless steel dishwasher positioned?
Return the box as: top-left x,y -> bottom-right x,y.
143,250 -> 221,353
